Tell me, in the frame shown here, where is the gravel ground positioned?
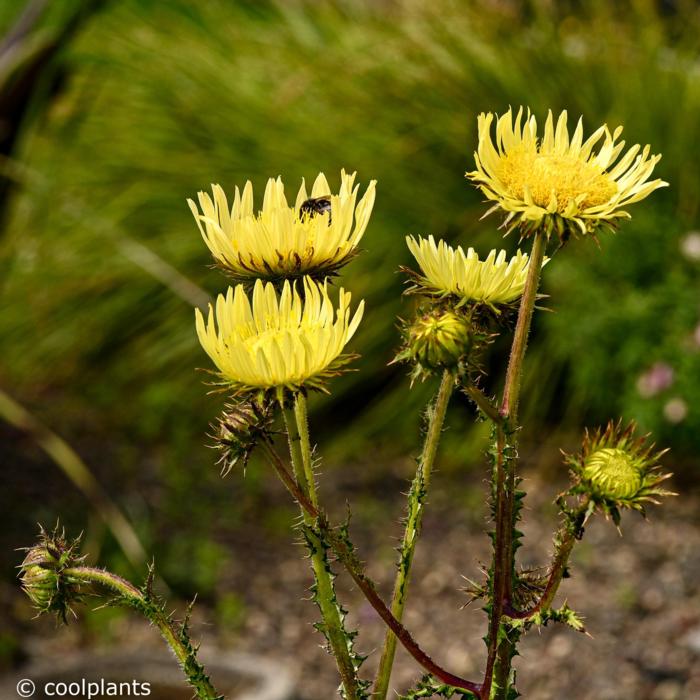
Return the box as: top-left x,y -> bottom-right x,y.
7,468 -> 699,699
218,469 -> 700,700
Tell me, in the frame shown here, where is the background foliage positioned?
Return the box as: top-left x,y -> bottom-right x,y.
2,0 -> 699,650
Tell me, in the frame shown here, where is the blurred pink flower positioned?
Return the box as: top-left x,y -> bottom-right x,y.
637,362 -> 674,398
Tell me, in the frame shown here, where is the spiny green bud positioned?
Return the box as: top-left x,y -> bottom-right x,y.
565,420 -> 675,522
582,447 -> 642,499
212,399 -> 274,476
408,310 -> 473,369
19,526 -> 84,621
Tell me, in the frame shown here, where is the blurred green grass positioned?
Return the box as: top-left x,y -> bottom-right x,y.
2,0 -> 700,585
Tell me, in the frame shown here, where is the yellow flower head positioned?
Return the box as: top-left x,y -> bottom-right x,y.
189,170 -> 376,282
565,420 -> 674,523
195,277 -> 364,394
467,107 -> 667,238
405,234 -> 543,308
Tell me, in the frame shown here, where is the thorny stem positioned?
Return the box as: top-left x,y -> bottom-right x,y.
464,385 -> 503,425
283,394 -> 362,700
63,566 -> 222,700
485,230 -> 547,700
482,424 -> 513,699
261,441 -> 482,698
374,370 -> 454,700
506,497 -> 592,620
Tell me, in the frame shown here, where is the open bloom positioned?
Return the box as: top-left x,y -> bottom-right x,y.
405,235 -> 541,307
468,108 -> 667,238
566,421 -> 674,522
189,170 -> 376,282
195,277 -> 364,394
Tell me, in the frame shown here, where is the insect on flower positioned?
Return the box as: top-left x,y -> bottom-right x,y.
299,196 -> 332,223
189,170 -> 375,283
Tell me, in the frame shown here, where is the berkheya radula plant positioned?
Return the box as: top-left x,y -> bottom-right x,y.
20,113 -> 674,700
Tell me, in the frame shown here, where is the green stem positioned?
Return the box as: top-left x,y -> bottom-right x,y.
283,394 -> 362,700
293,393 -> 319,508
500,230 -> 547,421
64,566 -> 221,700
373,370 -> 454,700
464,385 -> 503,425
484,230 -> 547,700
260,441 -> 482,697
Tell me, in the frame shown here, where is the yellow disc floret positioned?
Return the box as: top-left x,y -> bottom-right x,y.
500,148 -> 618,213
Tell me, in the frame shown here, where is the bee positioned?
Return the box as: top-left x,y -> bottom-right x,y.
299,196 -> 332,224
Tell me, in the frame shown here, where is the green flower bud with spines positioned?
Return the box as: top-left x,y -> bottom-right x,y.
19,526 -> 85,621
582,447 -> 643,500
211,398 -> 275,476
392,306 -> 489,385
408,310 -> 473,370
564,420 -> 675,524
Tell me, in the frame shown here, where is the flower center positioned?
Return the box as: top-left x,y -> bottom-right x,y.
500,149 -> 617,212
583,447 -> 642,499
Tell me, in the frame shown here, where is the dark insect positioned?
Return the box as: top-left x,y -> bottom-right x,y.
299,196 -> 332,224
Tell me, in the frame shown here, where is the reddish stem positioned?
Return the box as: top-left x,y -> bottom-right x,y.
262,442 -> 482,698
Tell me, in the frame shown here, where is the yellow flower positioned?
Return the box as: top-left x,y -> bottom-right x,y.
189,170 -> 376,282
195,277 -> 364,394
405,235 -> 541,307
467,108 -> 667,238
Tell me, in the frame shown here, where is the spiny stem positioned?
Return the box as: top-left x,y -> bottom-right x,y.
507,497 -> 592,620
260,441 -> 482,698
63,566 -> 222,700
484,230 -> 547,700
464,385 -> 503,425
482,424 -> 512,698
373,370 -> 454,700
282,394 -> 362,700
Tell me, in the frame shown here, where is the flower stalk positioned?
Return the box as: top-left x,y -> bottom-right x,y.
260,440 -> 482,698
484,230 -> 547,699
282,393 -> 365,699
22,556 -> 224,700
373,369 -> 454,699
506,497 -> 593,620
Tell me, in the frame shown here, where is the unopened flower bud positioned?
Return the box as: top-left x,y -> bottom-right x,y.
565,421 -> 674,521
582,447 -> 642,500
20,527 -> 83,620
407,310 -> 473,370
213,399 -> 274,476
